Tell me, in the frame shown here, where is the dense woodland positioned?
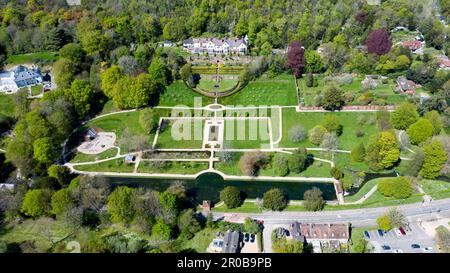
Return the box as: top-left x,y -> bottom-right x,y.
0,0 -> 449,253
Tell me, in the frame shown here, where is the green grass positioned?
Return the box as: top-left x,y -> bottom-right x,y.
0,218 -> 72,252
159,81 -> 214,107
69,148 -> 118,163
219,73 -> 297,106
281,109 -> 379,150
214,151 -> 332,178
73,158 -> 135,173
31,84 -> 43,96
344,178 -> 381,203
299,75 -> 407,106
418,179 -> 450,200
68,110 -> 152,153
212,201 -> 264,213
155,119 -> 204,149
223,119 -> 271,149
137,161 -> 209,174
197,77 -> 238,92
182,227 -> 221,253
0,94 -> 15,118
7,51 -> 59,64
349,227 -> 376,253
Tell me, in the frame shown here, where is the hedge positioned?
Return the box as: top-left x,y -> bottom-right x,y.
377,177 -> 413,199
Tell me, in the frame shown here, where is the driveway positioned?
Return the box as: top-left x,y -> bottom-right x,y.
367,223 -> 436,253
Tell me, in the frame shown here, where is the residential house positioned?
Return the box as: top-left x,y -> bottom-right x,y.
288,222 -> 350,253
401,40 -> 424,54
84,127 -> 101,141
222,230 -> 242,253
436,55 -> 450,70
0,66 -> 43,94
396,76 -> 419,95
183,36 -> 248,55
162,40 -> 175,47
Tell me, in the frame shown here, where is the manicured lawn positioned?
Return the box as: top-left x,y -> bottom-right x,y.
212,201 -> 263,213
0,94 -> 15,118
137,161 -> 208,174
344,178 -> 382,203
418,179 -> 450,200
68,110 -> 152,153
159,81 -> 214,107
154,119 -> 204,149
349,227 -> 376,253
7,51 -> 59,64
334,152 -> 371,173
197,77 -> 238,92
215,151 -> 332,178
219,73 -> 297,106
298,75 -> 407,106
280,109 -> 379,150
73,158 -> 135,173
31,84 -> 43,96
223,118 -> 271,149
69,148 -> 119,163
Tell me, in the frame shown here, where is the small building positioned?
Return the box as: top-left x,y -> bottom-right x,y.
0,183 -> 15,191
124,154 -> 135,164
162,40 -> 175,47
222,230 -> 242,253
202,200 -> 211,212
84,127 -> 101,141
276,227 -> 286,239
436,55 -> 450,70
396,76 -> 418,94
288,222 -> 306,243
401,40 -> 424,54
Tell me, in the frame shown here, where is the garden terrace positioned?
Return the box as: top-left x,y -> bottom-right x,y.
281,108 -> 379,150
159,81 -> 214,107
219,73 -> 297,106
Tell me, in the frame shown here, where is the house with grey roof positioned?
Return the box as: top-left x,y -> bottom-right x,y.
0,66 -> 43,94
222,230 -> 242,253
183,35 -> 248,55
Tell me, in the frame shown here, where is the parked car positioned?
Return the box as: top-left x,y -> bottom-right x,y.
394,228 -> 402,236
382,245 -> 391,250
411,244 -> 420,249
250,234 -> 255,243
399,227 -> 407,236
377,229 -> 384,236
244,233 -> 250,242
423,247 -> 433,253
364,230 -> 370,239
393,249 -> 404,253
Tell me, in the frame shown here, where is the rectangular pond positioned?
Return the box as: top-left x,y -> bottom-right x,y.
105,172 -> 337,203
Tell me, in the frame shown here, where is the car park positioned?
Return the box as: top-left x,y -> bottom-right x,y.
411,244 -> 420,249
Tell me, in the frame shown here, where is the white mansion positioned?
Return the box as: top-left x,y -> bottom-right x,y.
0,66 -> 43,94
183,35 -> 248,55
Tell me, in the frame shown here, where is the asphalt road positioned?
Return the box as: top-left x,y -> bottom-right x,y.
212,198 -> 450,227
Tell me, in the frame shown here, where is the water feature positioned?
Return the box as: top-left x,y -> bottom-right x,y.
105,172 -> 337,203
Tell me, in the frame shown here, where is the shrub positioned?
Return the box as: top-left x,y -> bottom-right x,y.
303,187 -> 325,211
288,125 -> 307,142
287,148 -> 308,173
406,119 -> 434,145
377,177 -> 413,199
273,153 -> 289,176
330,167 -> 343,180
238,151 -> 269,176
355,129 -> 365,138
308,125 -> 328,145
263,188 -> 287,211
220,186 -> 243,209
377,215 -> 392,231
351,143 -> 366,162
